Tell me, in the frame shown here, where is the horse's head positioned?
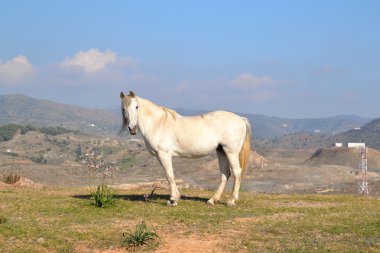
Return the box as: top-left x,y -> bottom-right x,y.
120,90 -> 139,135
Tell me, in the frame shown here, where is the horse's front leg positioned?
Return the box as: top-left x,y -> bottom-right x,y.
156,152 -> 180,206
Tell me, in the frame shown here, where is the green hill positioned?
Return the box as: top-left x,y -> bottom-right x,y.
1,93 -> 374,139
0,94 -> 119,134
334,118 -> 380,149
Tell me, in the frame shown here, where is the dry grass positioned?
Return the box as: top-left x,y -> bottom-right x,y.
3,173 -> 21,184
0,187 -> 379,252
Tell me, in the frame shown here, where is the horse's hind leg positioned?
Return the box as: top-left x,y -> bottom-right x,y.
157,152 -> 180,206
207,148 -> 231,205
224,151 -> 242,206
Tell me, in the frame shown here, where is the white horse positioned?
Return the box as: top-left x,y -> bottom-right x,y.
120,91 -> 251,206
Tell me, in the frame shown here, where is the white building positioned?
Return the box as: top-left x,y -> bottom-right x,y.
348,143 -> 365,148
335,142 -> 365,148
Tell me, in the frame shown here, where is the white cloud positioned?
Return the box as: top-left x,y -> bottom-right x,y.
231,73 -> 273,91
61,49 -> 118,74
230,73 -> 277,103
0,55 -> 34,85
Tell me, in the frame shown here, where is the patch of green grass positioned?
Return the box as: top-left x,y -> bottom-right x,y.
120,156 -> 137,168
93,146 -> 120,156
91,184 -> 116,208
0,188 -> 379,252
0,216 -> 7,224
38,126 -> 77,136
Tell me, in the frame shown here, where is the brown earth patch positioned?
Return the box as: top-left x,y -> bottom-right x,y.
0,181 -> 8,189
74,231 -> 223,253
305,147 -> 380,168
0,177 -> 43,189
12,177 -> 43,188
14,159 -> 33,164
272,201 -> 340,208
235,212 -> 301,223
75,243 -> 126,253
250,150 -> 271,169
155,233 -> 222,253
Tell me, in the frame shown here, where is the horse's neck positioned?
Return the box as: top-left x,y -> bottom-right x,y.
137,97 -> 166,136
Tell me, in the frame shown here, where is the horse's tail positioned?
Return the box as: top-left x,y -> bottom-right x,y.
239,117 -> 251,178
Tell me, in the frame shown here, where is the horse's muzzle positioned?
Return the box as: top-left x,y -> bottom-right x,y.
128,126 -> 137,135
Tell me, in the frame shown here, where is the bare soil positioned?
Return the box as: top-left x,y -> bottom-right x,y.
1,131 -> 380,197
156,233 -> 222,253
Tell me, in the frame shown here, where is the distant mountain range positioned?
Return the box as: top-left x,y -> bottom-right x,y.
241,113 -> 370,138
0,94 -> 374,139
333,118 -> 380,149
260,118 -> 380,150
177,109 -> 371,138
0,94 -> 120,134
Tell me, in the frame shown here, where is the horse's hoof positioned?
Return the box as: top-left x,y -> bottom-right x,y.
206,199 -> 215,206
227,201 -> 236,207
167,200 -> 178,206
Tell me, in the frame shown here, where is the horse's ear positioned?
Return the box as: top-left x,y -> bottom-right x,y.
129,90 -> 136,98
120,91 -> 125,99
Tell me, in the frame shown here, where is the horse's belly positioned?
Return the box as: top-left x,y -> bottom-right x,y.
173,137 -> 218,158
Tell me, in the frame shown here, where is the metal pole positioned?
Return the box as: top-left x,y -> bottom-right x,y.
358,147 -> 369,195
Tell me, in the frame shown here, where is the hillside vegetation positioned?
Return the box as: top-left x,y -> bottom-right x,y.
0,124 -> 77,142
0,94 -> 119,134
242,114 -> 371,138
255,117 -> 380,150
335,118 -> 380,149
0,187 -> 379,252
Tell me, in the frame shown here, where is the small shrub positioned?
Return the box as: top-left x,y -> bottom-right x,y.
121,156 -> 136,168
122,221 -> 159,250
93,146 -> 120,156
83,150 -> 119,208
91,184 -> 115,208
4,172 -> 21,184
38,126 -> 76,136
0,216 -> 7,224
0,124 -> 35,142
7,152 -> 18,157
31,156 -> 47,164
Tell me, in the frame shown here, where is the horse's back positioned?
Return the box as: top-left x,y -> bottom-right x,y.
174,110 -> 247,153
179,110 -> 244,129
201,110 -> 247,130
203,110 -> 243,121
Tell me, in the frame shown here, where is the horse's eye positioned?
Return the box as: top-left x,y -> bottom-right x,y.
136,106 -> 139,109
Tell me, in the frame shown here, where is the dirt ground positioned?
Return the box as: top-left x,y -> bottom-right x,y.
1,132 -> 379,197
2,133 -> 379,253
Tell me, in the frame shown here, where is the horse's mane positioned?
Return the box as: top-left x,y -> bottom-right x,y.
119,108 -> 128,135
162,107 -> 178,121
119,96 -> 180,135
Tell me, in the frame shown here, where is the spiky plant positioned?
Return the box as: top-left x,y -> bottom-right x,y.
91,184 -> 115,208
122,220 -> 159,250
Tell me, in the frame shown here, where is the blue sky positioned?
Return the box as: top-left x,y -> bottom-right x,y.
0,1 -> 379,118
